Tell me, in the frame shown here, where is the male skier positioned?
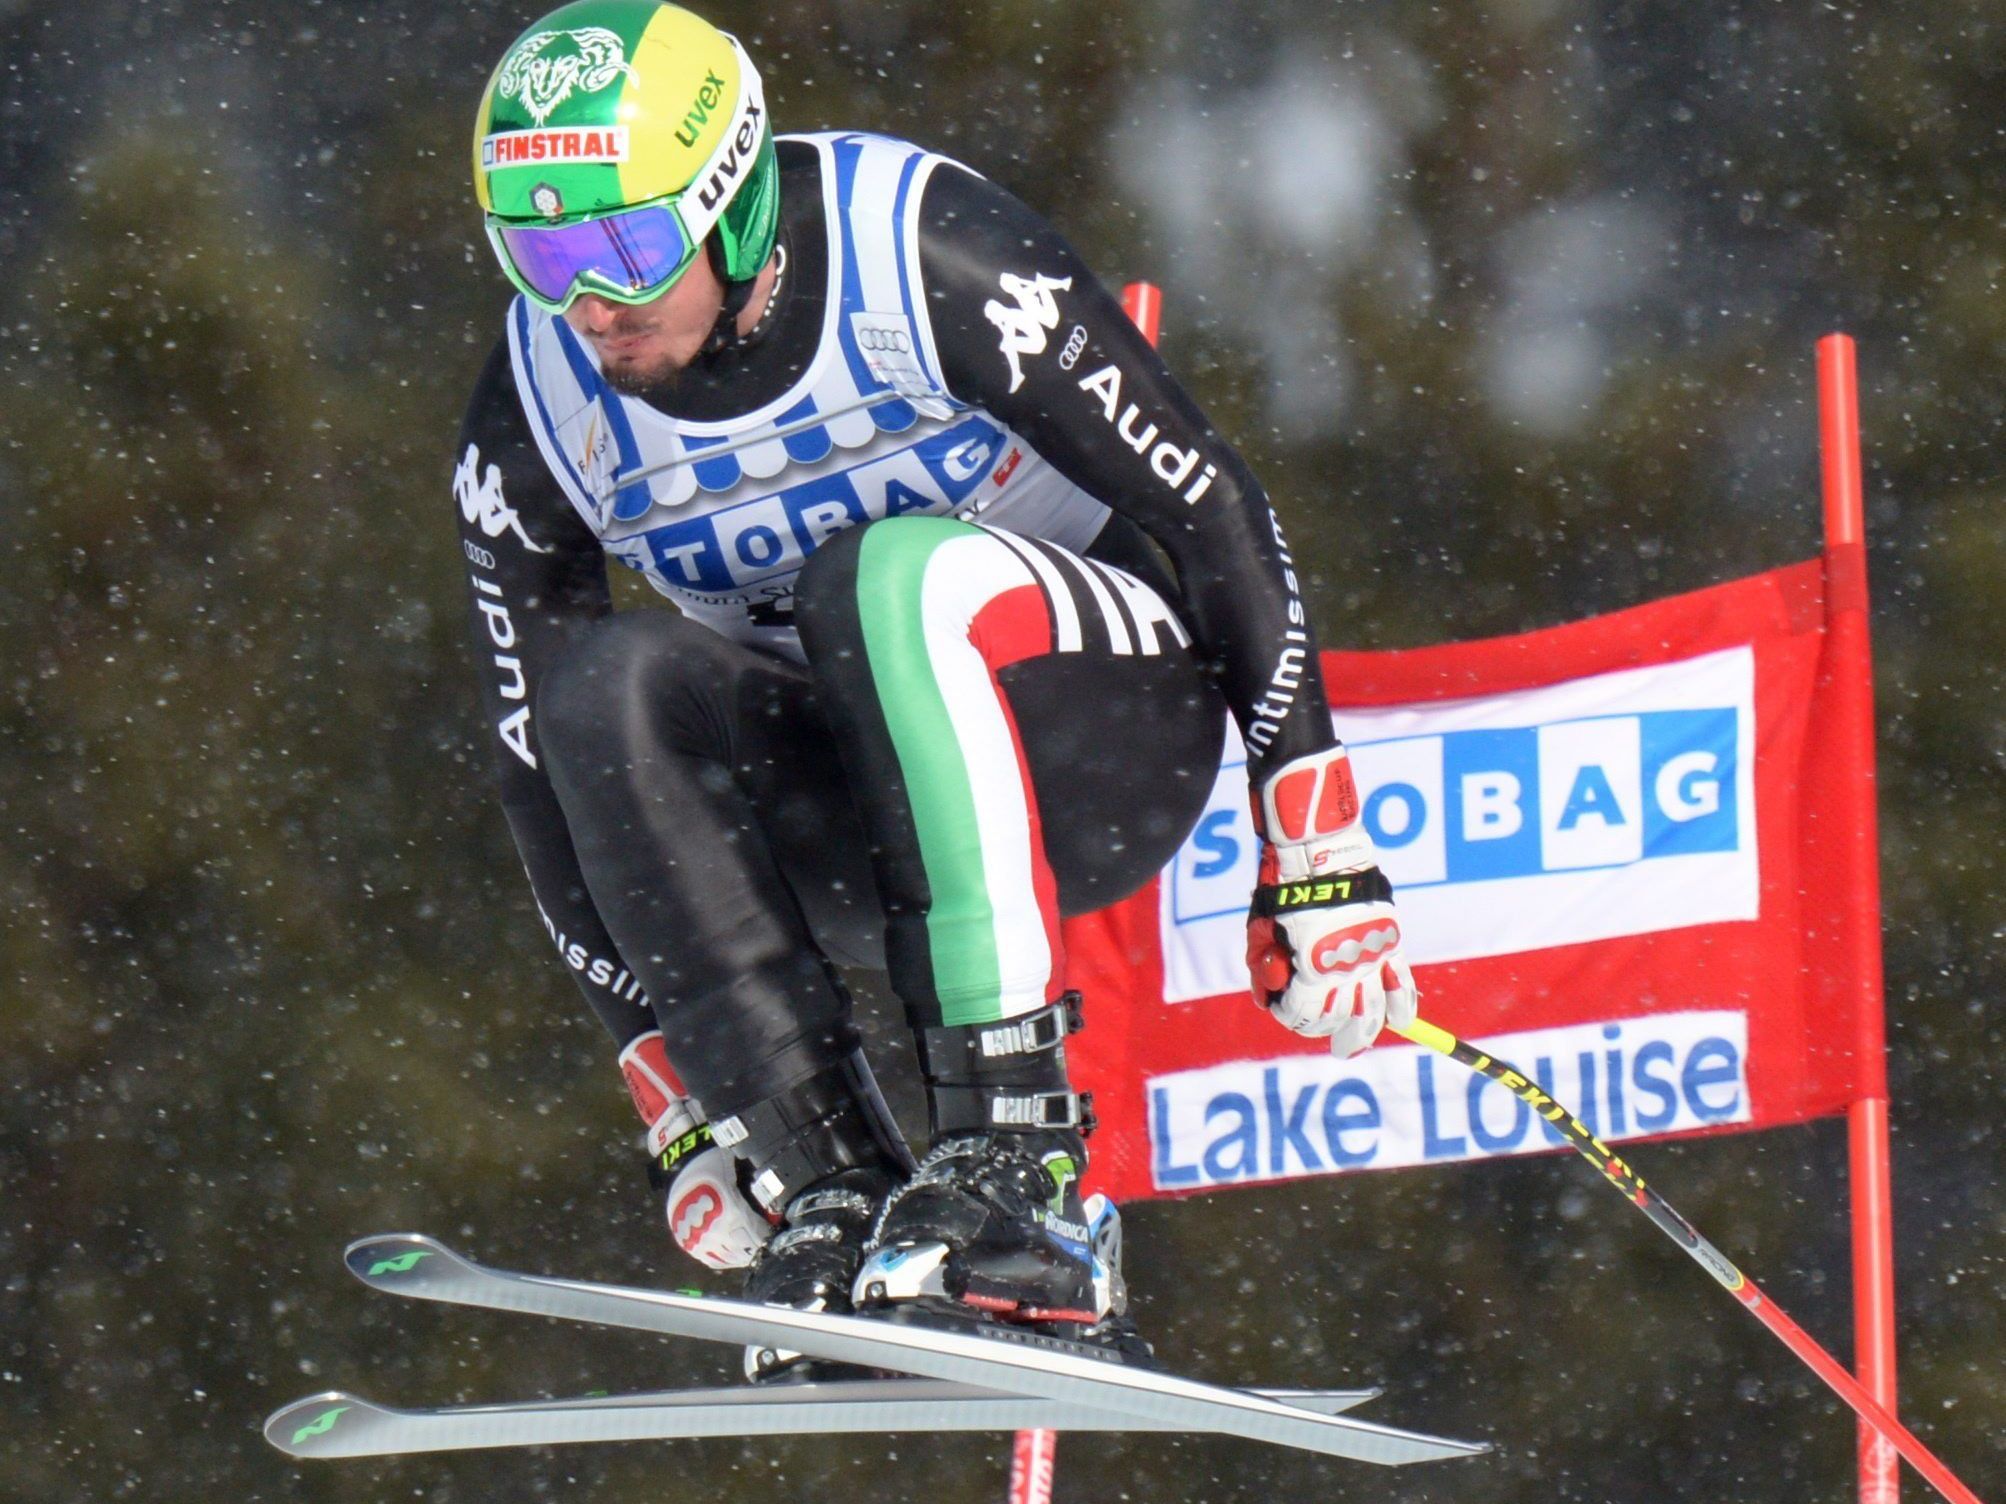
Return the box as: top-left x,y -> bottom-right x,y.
457,0 -> 1417,1376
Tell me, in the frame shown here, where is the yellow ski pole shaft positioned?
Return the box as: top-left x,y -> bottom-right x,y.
1392,1017 -> 1984,1504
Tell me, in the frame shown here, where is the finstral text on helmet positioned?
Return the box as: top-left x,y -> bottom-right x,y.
482,126 -> 631,170
496,27 -> 638,128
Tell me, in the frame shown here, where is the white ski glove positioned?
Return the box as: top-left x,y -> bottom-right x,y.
620,1032 -> 773,1271
1245,746 -> 1419,1058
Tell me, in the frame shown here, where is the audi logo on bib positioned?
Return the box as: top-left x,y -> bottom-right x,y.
857,327 -> 911,354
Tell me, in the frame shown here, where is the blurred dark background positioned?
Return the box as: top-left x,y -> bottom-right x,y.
4,0 -> 2004,1499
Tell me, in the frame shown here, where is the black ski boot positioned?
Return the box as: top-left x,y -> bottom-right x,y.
853,1127 -> 1122,1317
709,1050 -> 913,1383
850,996 -> 1149,1364
740,1164 -> 899,1382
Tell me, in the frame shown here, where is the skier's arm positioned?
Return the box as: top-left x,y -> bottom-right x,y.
914,163 -> 1332,780
456,350 -> 771,1266
454,337 -> 647,1047
916,169 -> 1417,1055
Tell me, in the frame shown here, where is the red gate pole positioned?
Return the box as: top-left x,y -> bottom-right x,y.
1122,280 -> 1162,346
1000,279 -> 1167,1504
1007,1424 -> 1059,1504
1817,333 -> 1900,1504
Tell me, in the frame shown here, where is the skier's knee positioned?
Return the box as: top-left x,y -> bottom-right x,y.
797,515 -> 980,659
537,611 -> 721,766
794,520 -> 868,640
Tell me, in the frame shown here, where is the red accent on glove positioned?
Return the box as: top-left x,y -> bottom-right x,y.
1256,841 -> 1280,885
1269,766 -> 1317,842
1316,758 -> 1361,832
1319,983 -> 1362,1029
669,1184 -> 725,1250
1246,917 -> 1293,997
1308,916 -> 1402,973
619,1031 -> 688,1125
1265,752 -> 1361,843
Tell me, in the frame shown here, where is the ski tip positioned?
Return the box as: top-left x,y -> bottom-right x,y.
1389,1429 -> 1493,1463
1298,1406 -> 1491,1465
1255,1386 -> 1381,1416
343,1232 -> 464,1287
264,1390 -> 385,1459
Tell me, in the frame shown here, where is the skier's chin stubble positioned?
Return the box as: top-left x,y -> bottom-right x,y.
599,350 -> 688,399
567,288 -> 721,399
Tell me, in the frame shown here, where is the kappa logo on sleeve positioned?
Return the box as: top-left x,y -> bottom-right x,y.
455,444 -> 550,555
985,271 -> 1072,393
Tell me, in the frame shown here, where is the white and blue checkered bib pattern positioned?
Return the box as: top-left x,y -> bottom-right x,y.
508,132 -> 1108,659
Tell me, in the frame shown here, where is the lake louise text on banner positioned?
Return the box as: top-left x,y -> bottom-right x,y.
1147,1012 -> 1749,1191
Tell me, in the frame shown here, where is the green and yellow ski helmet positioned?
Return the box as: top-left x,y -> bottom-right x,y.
473,1 -> 779,311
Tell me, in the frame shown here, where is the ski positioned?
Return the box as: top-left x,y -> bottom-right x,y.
321,1233 -> 1486,1466
266,1379 -> 1380,1458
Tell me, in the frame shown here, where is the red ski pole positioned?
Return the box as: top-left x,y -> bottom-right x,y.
1394,1017 -> 1986,1504
1001,279 -> 1169,1504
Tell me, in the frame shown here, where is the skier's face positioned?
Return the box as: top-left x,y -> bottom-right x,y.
562,248 -> 727,395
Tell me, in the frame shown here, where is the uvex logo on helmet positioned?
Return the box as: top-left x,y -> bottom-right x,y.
675,68 -> 729,147
695,93 -> 763,213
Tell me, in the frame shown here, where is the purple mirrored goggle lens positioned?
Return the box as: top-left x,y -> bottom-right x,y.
494,203 -> 697,307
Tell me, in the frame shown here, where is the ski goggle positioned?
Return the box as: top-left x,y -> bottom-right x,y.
485,198 -> 704,314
